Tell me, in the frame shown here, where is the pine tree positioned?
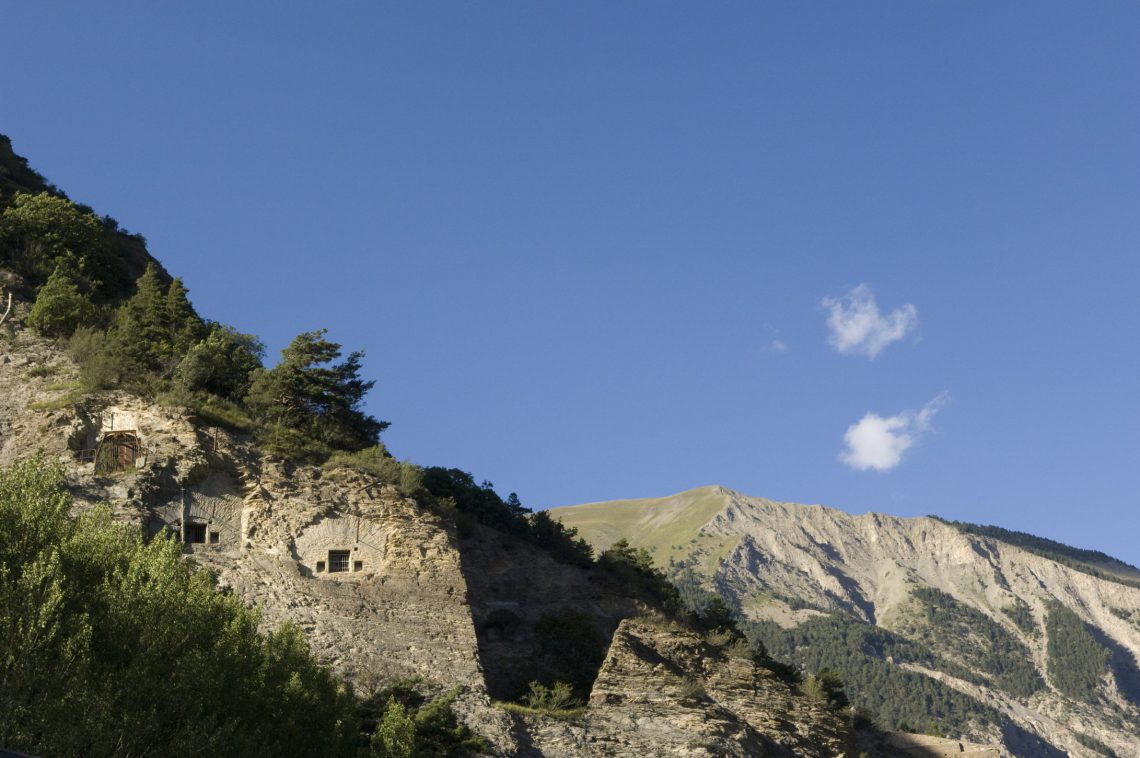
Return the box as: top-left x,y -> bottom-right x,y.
164,276 -> 205,356
247,329 -> 388,459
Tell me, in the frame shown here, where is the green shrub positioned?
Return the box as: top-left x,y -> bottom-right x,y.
324,445 -> 426,498
677,676 -> 706,702
372,698 -> 416,758
524,681 -> 581,711
27,265 -> 94,337
173,325 -> 263,401
0,457 -> 359,757
1074,731 -> 1118,757
799,669 -> 850,709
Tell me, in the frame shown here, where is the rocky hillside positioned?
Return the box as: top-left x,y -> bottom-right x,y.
552,486 -> 1140,757
0,134 -> 1010,756
0,320 -> 1010,757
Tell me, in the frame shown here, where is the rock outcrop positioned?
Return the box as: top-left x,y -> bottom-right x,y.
518,618 -> 853,757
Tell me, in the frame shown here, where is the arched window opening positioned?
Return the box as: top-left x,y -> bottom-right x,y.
95,431 -> 140,474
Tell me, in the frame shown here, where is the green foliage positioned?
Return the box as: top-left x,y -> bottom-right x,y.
104,263 -> 206,383
173,324 -> 264,401
799,669 -> 850,709
421,468 -> 592,567
1001,598 -> 1039,637
532,608 -> 608,700
524,681 -> 581,711
0,191 -> 110,289
893,587 -> 1043,698
247,329 -> 387,460
743,614 -> 1001,737
68,264 -> 207,391
325,445 -> 426,498
598,539 -> 683,612
677,676 -> 707,702
372,698 -> 416,758
1045,601 -> 1109,701
1074,731 -> 1119,757
68,325 -> 119,390
27,265 -> 95,337
363,682 -> 489,757
0,457 -> 359,757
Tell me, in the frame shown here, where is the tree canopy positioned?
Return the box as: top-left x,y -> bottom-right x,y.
0,457 -> 359,756
248,329 -> 388,460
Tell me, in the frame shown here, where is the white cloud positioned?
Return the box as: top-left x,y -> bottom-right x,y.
822,284 -> 918,358
764,325 -> 788,353
840,393 -> 949,472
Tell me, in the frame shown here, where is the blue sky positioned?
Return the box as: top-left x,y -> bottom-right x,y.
3,3 -> 1138,564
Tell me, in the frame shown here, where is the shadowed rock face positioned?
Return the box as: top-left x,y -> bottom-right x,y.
516,618 -> 853,757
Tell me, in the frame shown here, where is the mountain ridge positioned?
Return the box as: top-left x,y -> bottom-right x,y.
553,486 -> 1140,756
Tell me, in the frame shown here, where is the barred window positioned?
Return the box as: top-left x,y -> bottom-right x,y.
328,550 -> 351,573
186,523 -> 207,544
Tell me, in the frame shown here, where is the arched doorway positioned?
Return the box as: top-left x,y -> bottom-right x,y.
95,431 -> 140,474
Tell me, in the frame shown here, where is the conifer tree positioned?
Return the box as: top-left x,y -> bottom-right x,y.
165,276 -> 205,356
247,329 -> 388,459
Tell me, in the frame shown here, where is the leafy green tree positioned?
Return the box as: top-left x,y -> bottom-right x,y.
26,264 -> 95,337
598,539 -> 682,612
0,456 -> 360,757
372,698 -> 416,757
174,324 -> 265,400
248,329 -> 388,459
0,192 -> 106,286
799,669 -> 850,708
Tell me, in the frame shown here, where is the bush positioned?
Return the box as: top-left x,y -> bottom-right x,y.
372,698 -> 416,758
677,676 -> 706,702
0,457 -> 359,757
799,669 -> 850,709
27,265 -> 94,337
524,681 -> 581,711
324,445 -> 426,498
173,324 -> 263,401
1045,601 -> 1109,701
362,682 -> 489,757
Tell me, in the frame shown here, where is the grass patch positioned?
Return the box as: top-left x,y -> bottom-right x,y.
493,702 -> 586,720
44,380 -> 81,392
31,392 -> 83,410
494,681 -> 586,720
193,397 -> 254,433
550,485 -> 732,566
28,364 -> 59,378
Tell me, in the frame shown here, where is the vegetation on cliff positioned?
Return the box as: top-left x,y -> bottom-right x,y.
0,457 -> 358,756
1045,600 -> 1110,700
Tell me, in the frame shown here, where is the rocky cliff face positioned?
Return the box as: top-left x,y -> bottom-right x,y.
5,326 -> 959,756
552,486 -> 1140,757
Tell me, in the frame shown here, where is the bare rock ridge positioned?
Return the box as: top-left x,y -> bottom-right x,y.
551,486 -> 1140,757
